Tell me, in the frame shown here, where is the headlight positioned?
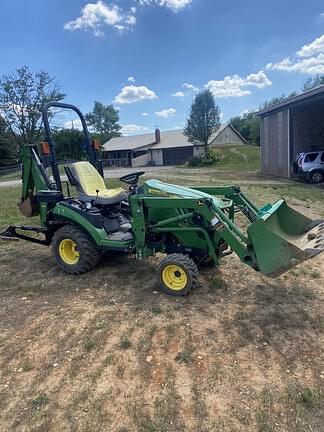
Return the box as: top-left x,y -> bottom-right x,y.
211,216 -> 220,226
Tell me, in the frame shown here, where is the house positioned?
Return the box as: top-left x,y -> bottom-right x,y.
102,124 -> 246,168
258,85 -> 324,178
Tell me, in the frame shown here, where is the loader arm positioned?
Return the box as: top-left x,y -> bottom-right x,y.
133,180 -> 324,278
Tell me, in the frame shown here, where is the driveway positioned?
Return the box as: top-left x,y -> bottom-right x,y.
0,165 -> 176,188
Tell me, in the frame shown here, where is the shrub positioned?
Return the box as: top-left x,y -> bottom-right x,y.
187,150 -> 222,167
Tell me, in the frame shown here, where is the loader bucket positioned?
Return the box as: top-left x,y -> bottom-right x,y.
247,199 -> 324,277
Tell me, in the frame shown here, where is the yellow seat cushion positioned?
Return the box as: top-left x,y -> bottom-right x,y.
72,162 -> 124,198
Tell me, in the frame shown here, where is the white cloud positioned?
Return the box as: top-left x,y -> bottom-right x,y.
141,112 -> 149,116
205,70 -> 272,98
127,76 -> 136,82
139,0 -> 191,13
171,84 -> 198,97
172,91 -> 185,97
64,1 -> 136,37
182,82 -> 199,92
266,34 -> 324,75
266,54 -> 324,75
155,108 -> 176,118
114,85 -> 157,104
121,124 -> 149,135
297,34 -> 324,57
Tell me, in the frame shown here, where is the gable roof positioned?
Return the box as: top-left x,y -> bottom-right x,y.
103,124 -> 246,152
209,123 -> 248,144
152,130 -> 194,149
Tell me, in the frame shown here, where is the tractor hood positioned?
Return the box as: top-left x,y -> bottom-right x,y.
143,179 -> 226,208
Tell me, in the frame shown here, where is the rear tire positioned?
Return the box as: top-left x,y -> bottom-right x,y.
157,253 -> 198,296
52,225 -> 101,274
309,170 -> 324,184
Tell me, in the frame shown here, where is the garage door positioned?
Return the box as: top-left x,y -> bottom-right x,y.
163,147 -> 193,165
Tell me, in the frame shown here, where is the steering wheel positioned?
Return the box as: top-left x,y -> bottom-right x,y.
119,171 -> 145,185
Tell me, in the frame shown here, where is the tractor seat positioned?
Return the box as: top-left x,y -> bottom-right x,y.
66,161 -> 127,206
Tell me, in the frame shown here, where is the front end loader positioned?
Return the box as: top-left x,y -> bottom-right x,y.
1,102 -> 323,296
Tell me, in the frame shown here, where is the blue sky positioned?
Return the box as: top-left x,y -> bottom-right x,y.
1,0 -> 324,134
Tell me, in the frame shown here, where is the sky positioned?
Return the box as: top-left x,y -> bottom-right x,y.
1,0 -> 324,135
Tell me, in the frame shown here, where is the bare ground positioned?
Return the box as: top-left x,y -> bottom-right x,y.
1,172 -> 324,431
1,240 -> 324,431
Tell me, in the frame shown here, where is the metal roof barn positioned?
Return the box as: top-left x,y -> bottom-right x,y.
258,85 -> 324,178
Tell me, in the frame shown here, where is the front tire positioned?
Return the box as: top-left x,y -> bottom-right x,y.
52,225 -> 101,274
157,253 -> 198,296
309,170 -> 324,184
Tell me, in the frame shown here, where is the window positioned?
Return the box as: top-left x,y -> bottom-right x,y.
304,153 -> 319,163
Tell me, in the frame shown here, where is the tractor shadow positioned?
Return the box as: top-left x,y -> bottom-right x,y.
217,275 -> 324,370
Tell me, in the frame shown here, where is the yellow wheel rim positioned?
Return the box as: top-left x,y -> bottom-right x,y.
162,264 -> 188,291
59,239 -> 80,265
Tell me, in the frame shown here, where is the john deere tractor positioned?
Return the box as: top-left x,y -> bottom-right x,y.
1,102 -> 323,296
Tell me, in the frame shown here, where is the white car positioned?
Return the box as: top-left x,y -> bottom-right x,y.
294,151 -> 324,183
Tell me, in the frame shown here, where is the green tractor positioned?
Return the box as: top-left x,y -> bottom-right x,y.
1,102 -> 323,296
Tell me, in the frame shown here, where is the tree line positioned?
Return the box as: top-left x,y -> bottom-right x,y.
0,66 -> 121,166
1,65 -> 324,167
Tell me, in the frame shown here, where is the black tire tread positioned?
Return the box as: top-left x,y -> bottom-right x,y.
52,225 -> 101,275
310,170 -> 324,184
157,253 -> 198,296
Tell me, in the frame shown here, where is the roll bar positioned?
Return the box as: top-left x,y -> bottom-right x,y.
41,102 -> 103,191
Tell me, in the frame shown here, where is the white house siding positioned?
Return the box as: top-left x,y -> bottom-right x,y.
209,126 -> 244,146
132,152 -> 152,168
193,146 -> 205,158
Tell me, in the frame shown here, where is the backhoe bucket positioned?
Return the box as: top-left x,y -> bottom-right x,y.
247,199 -> 324,277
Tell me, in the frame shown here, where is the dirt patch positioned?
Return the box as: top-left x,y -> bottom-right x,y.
1,175 -> 324,431
0,235 -> 324,431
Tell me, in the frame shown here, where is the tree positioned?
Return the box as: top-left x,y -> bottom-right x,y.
86,101 -> 121,143
184,90 -> 220,153
0,65 -> 64,145
302,75 -> 324,92
230,111 -> 261,146
260,92 -> 298,110
52,128 -> 85,161
0,116 -> 16,166
230,115 -> 251,143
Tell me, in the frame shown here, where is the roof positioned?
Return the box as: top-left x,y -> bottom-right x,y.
209,123 -> 247,144
258,84 -> 324,116
103,124 -> 244,152
152,130 -> 194,149
103,132 -> 156,151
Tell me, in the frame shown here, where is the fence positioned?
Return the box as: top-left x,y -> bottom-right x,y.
0,163 -> 21,177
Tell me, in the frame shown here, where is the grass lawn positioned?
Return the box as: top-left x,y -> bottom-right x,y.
0,170 -> 21,182
1,160 -> 324,432
212,144 -> 261,171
